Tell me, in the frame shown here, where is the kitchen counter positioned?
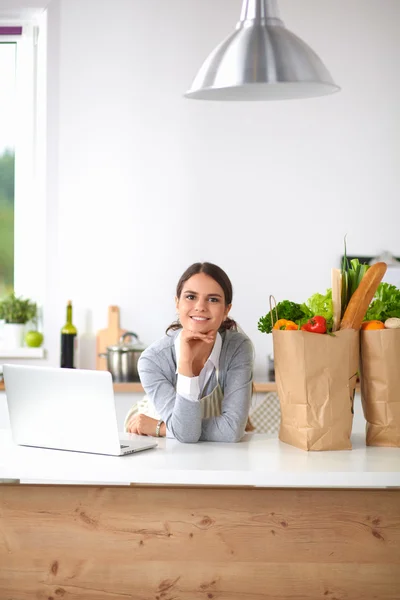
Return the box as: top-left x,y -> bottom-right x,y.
0,429 -> 399,487
0,379 -> 279,393
1,430 -> 399,599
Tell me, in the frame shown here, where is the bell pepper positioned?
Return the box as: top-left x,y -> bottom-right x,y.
273,319 -> 298,331
301,316 -> 327,334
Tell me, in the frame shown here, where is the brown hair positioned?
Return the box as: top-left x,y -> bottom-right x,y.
166,262 -> 237,334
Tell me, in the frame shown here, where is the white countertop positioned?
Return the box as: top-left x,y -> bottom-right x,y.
0,429 -> 399,488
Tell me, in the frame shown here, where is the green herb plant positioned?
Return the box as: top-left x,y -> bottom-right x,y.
0,292 -> 37,324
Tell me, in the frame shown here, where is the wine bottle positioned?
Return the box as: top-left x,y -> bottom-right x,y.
60,300 -> 78,368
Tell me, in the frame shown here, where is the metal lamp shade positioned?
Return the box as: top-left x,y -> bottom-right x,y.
185,0 -> 340,101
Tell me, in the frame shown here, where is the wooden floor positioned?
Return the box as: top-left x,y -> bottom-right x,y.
0,485 -> 399,599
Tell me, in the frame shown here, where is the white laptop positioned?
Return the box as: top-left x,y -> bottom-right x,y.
3,364 -> 158,456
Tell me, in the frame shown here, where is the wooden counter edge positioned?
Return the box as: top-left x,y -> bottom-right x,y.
111,382 -> 361,393
0,381 -> 362,394
0,380 -> 277,393
111,382 -> 278,393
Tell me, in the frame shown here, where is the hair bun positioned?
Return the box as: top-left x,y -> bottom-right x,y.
220,317 -> 237,332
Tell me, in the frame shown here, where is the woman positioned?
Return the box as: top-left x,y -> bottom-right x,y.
126,262 -> 254,443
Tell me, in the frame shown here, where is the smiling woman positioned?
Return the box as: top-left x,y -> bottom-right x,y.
125,262 -> 254,443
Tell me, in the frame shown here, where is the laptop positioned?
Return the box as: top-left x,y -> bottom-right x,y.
3,364 -> 158,456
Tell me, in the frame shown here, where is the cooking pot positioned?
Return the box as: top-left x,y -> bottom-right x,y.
99,331 -> 146,383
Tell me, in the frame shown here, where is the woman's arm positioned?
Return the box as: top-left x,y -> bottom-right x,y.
138,353 -> 203,443
200,338 -> 254,443
126,413 -> 167,437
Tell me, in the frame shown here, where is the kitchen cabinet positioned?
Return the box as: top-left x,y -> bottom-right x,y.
0,430 -> 399,599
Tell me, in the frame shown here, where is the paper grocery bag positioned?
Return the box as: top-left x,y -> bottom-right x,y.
272,329 -> 359,451
360,330 -> 400,447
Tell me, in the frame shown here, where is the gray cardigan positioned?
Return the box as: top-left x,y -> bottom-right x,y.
137,329 -> 254,443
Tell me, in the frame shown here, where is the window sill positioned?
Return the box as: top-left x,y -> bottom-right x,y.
0,347 -> 46,359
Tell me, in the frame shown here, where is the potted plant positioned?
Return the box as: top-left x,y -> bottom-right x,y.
0,292 -> 38,348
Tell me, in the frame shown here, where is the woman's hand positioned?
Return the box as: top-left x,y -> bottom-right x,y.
179,328 -> 216,376
126,414 -> 161,436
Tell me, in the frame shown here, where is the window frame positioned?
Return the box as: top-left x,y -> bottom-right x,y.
1,18 -> 47,307
0,37 -> 17,295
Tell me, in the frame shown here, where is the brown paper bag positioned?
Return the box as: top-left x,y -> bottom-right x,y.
360,330 -> 400,447
273,329 -> 359,451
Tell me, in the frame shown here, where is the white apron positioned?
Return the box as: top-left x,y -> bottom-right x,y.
124,370 -> 223,431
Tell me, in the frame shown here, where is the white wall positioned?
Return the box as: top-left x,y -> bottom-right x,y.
21,0 -> 400,377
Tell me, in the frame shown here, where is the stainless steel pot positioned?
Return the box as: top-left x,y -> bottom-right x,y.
99,331 -> 146,383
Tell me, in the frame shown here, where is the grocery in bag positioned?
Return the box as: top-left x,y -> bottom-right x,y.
258,258 -> 387,451
360,282 -> 400,447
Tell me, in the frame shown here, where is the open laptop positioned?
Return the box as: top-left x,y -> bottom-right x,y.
3,364 -> 157,456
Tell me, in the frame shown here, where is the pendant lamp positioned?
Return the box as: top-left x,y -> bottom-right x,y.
185,0 -> 340,101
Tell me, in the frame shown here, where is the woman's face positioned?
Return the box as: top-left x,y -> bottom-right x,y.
176,273 -> 231,334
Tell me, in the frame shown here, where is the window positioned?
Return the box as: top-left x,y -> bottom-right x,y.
0,20 -> 46,356
0,37 -> 17,296
0,22 -> 46,305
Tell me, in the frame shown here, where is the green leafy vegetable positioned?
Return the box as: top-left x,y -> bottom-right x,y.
258,291 -> 335,334
303,289 -> 334,332
365,283 -> 400,322
258,300 -> 311,334
340,239 -> 369,318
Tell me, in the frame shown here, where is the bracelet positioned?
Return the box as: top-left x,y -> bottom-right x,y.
155,419 -> 164,438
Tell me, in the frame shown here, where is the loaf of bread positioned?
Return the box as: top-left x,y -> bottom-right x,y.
340,262 -> 387,330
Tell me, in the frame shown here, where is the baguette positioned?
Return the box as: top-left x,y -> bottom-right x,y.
340,262 -> 387,330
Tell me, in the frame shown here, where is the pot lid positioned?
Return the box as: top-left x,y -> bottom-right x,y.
107,331 -> 146,352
